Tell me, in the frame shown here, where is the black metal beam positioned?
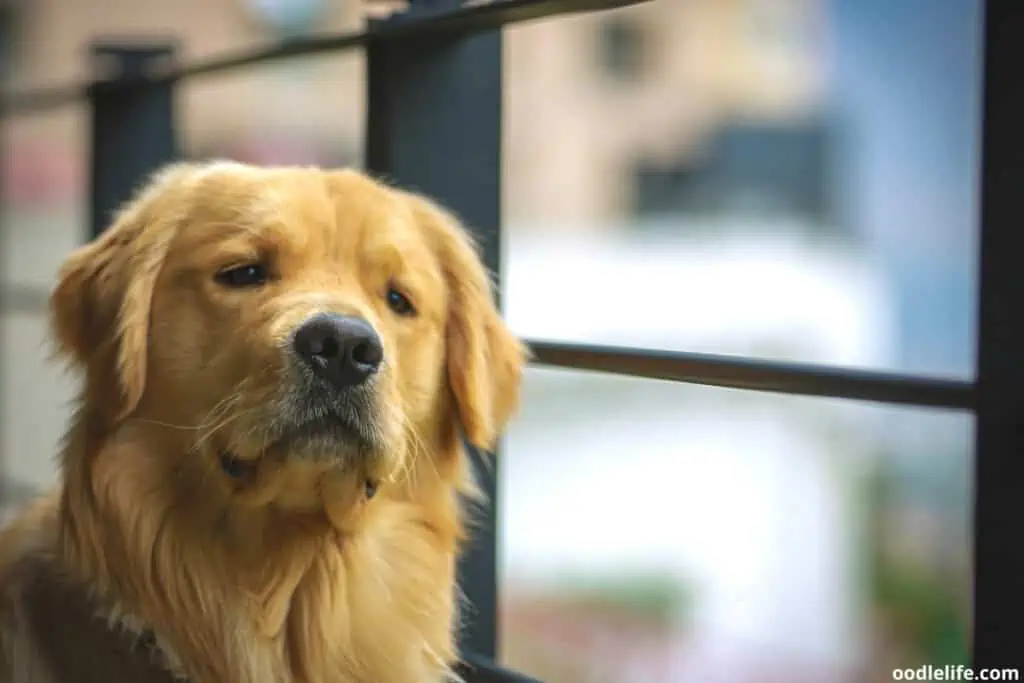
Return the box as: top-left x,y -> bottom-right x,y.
0,20 -> 7,500
1,0 -> 649,118
179,0 -> 645,79
89,44 -> 179,238
528,339 -> 975,410
972,0 -> 1024,669
0,283 -> 49,315
363,9 -> 504,662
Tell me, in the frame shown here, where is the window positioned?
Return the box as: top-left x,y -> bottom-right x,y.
597,16 -> 647,82
0,0 -> 21,75
631,119 -> 835,229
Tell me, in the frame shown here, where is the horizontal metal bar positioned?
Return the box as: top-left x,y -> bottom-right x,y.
0,283 -> 973,409
527,339 -> 976,410
0,283 -> 49,315
0,85 -> 87,116
1,0 -> 647,117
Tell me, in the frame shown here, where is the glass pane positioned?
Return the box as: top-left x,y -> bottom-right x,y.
499,368 -> 971,683
503,0 -> 982,379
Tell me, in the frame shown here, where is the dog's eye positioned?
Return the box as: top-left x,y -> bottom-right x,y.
215,263 -> 269,288
386,286 -> 416,317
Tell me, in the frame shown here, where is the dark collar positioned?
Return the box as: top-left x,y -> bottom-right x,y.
21,555 -> 182,683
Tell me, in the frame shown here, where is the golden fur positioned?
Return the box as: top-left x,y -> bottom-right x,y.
0,162 -> 526,682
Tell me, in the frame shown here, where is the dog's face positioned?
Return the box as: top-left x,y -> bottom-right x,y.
50,163 -> 525,515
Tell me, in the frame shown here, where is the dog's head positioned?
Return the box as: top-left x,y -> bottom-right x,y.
51,162 -> 525,516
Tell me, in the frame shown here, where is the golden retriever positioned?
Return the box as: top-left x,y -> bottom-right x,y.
0,161 -> 526,683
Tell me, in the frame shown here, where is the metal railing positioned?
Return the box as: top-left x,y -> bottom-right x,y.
2,0 -> 1022,677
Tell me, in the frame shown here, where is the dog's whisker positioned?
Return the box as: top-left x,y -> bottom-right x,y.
190,379 -> 261,449
193,409 -> 256,455
394,412 -> 433,488
134,418 -> 202,431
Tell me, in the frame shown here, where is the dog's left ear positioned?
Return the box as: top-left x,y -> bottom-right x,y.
50,163 -> 198,420
407,195 -> 528,451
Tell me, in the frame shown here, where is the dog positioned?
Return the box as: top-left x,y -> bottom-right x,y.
0,161 -> 527,682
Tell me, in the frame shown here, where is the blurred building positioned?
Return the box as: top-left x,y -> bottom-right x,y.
3,0 -> 825,227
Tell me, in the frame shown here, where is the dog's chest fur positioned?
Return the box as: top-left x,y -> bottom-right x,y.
0,499 -> 460,683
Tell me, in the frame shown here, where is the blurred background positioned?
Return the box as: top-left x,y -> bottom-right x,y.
0,0 -> 980,681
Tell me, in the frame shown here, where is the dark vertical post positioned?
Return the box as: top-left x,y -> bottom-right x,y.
89,43 -> 178,238
0,5 -> 8,502
973,1 -> 1024,668
365,12 -> 503,662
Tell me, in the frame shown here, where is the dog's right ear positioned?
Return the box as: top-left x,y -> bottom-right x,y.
50,163 -> 200,420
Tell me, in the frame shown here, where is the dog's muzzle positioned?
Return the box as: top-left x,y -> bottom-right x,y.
257,312 -> 388,459
218,314 -> 390,497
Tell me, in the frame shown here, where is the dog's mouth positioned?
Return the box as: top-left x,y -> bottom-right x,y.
218,450 -> 381,500
211,383 -> 392,506
216,411 -> 376,469
217,414 -> 380,494
280,413 -> 362,444
217,454 -> 381,507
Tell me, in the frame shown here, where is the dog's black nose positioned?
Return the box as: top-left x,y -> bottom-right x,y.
293,313 -> 383,388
